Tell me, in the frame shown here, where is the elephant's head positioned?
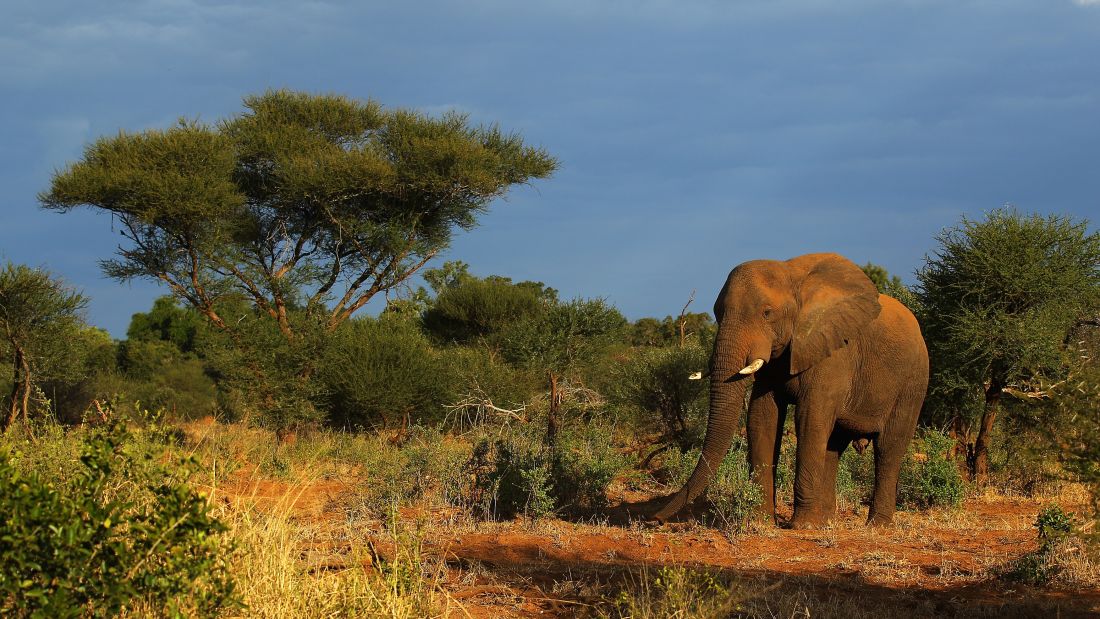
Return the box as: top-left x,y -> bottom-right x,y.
652,253 -> 881,522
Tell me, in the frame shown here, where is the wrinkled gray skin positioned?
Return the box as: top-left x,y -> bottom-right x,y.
654,253 -> 929,528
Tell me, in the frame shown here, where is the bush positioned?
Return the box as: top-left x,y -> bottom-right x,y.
837,446 -> 875,507
477,419 -> 628,519
661,437 -> 763,534
422,276 -> 547,344
0,422 -> 238,617
898,429 -> 966,510
115,338 -> 218,419
1008,505 -> 1092,585
320,317 -> 456,428
610,345 -> 710,449
196,300 -> 325,430
500,298 -> 628,372
340,426 -> 472,516
439,345 -> 539,423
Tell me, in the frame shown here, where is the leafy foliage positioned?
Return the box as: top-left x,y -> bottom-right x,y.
1009,505 -> 1084,584
0,263 -> 89,429
501,298 -> 628,372
320,316 -> 454,428
127,296 -> 205,354
42,90 -> 557,428
477,420 -> 628,519
629,313 -> 716,348
0,422 -> 238,617
898,429 -> 966,510
860,262 -> 918,310
421,273 -> 552,344
1039,360 -> 1100,519
919,209 -> 1100,405
917,208 -> 1100,477
610,344 -> 710,449
661,438 -> 763,534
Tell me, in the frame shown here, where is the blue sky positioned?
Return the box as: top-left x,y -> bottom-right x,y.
3,0 -> 1099,336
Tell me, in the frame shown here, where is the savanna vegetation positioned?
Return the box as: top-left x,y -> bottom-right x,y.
1,91 -> 1098,617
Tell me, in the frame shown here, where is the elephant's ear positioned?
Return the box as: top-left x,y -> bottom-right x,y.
790,256 -> 882,374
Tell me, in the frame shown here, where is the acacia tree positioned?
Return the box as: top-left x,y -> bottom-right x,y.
917,209 -> 1100,481
0,263 -> 88,430
41,90 -> 557,425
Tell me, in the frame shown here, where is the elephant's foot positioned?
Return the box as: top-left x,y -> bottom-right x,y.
786,510 -> 833,530
866,510 -> 895,527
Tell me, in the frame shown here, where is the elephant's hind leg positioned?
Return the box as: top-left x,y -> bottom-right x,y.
868,392 -> 922,526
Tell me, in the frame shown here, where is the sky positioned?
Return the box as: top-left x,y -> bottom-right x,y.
2,0 -> 1099,337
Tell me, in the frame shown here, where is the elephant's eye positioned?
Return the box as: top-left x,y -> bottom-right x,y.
762,307 -> 773,320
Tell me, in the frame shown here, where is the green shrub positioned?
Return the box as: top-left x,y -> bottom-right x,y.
422,276 -> 547,344
500,298 -> 628,372
346,426 -> 472,516
438,345 -> 539,426
837,446 -> 875,507
898,428 -> 966,510
477,419 -> 629,519
196,300 -> 324,429
486,433 -> 556,518
1036,505 -> 1076,547
661,438 -> 763,534
1008,505 -> 1083,584
0,422 -> 239,617
115,339 -> 218,419
610,345 -> 710,449
320,317 -> 455,428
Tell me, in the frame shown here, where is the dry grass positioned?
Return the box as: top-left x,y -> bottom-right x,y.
209,472 -> 459,617
69,420 -> 1100,617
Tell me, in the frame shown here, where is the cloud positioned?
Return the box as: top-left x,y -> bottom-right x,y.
1074,0 -> 1100,5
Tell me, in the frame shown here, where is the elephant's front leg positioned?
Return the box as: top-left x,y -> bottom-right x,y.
746,387 -> 787,523
789,392 -> 843,529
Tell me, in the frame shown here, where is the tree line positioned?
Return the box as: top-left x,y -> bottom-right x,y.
3,90 -> 1098,495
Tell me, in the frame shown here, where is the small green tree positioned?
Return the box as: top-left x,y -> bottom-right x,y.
42,90 -> 557,427
127,296 -> 205,354
320,316 -> 454,428
917,208 -> 1100,481
0,263 -> 88,430
860,262 -> 919,310
422,272 -> 555,344
611,345 -> 711,451
628,313 -> 715,348
1042,358 -> 1100,526
501,298 -> 627,444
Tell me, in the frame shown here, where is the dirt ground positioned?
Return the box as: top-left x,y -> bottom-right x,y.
218,470 -> 1100,618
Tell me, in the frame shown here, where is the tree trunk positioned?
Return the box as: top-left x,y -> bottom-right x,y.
546,371 -> 561,448
949,414 -> 970,463
4,346 -> 20,431
971,379 -> 1002,483
4,345 -> 31,431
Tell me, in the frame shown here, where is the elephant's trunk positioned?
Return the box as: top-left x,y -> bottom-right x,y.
653,339 -> 752,522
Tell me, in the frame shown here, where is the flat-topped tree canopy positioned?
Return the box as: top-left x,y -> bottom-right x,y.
42,89 -> 558,338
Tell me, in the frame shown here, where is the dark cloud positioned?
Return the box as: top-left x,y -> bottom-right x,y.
2,0 -> 1098,334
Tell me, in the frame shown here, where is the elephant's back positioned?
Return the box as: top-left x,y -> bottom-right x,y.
871,294 -> 929,377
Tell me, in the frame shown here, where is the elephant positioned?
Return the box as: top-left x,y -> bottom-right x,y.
653,253 -> 928,528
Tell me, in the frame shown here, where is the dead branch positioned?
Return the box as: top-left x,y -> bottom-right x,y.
678,289 -> 696,349
443,386 -> 527,434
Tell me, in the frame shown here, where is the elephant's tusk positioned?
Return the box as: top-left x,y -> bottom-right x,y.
688,372 -> 703,380
738,358 -> 765,375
